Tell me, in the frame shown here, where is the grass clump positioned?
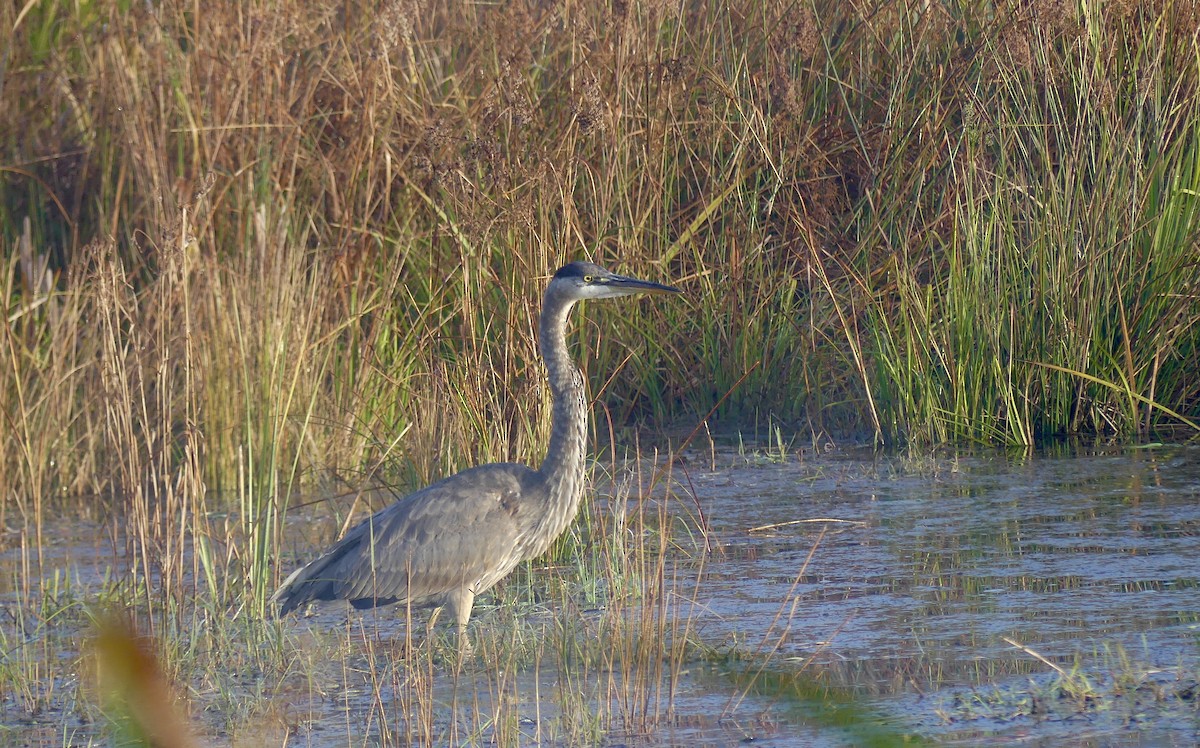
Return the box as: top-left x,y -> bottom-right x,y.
864,3 -> 1200,443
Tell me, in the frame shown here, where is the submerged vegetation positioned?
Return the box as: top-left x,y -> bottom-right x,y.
2,0 -> 1200,744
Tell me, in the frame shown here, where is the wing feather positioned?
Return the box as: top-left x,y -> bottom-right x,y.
273,463 -> 545,615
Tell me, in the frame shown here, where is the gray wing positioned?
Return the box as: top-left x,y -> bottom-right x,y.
273,463 -> 546,615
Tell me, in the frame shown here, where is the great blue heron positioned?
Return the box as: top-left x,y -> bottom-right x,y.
272,261 -> 680,646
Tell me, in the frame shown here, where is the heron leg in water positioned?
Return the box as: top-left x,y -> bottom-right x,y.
422,588 -> 476,656
448,587 -> 475,655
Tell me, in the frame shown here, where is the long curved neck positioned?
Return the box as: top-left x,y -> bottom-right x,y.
536,288 -> 588,544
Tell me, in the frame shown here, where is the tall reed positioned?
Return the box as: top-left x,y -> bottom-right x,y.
864,5 -> 1200,443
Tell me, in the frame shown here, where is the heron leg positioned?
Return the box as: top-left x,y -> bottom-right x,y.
447,587 -> 476,657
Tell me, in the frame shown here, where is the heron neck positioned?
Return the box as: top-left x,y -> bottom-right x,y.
536,290 -> 588,536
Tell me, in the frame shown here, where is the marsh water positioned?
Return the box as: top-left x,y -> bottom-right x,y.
677,444 -> 1200,746
3,445 -> 1199,746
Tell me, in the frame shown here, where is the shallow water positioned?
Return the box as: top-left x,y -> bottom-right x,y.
690,446 -> 1200,668
676,445 -> 1200,745
2,444 -> 1198,746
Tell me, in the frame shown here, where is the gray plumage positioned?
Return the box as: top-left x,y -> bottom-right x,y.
272,261 -> 680,643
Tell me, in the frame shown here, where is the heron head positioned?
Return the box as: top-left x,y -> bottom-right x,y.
551,261 -> 681,300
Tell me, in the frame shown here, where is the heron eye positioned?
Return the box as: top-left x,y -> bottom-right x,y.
583,275 -> 594,283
